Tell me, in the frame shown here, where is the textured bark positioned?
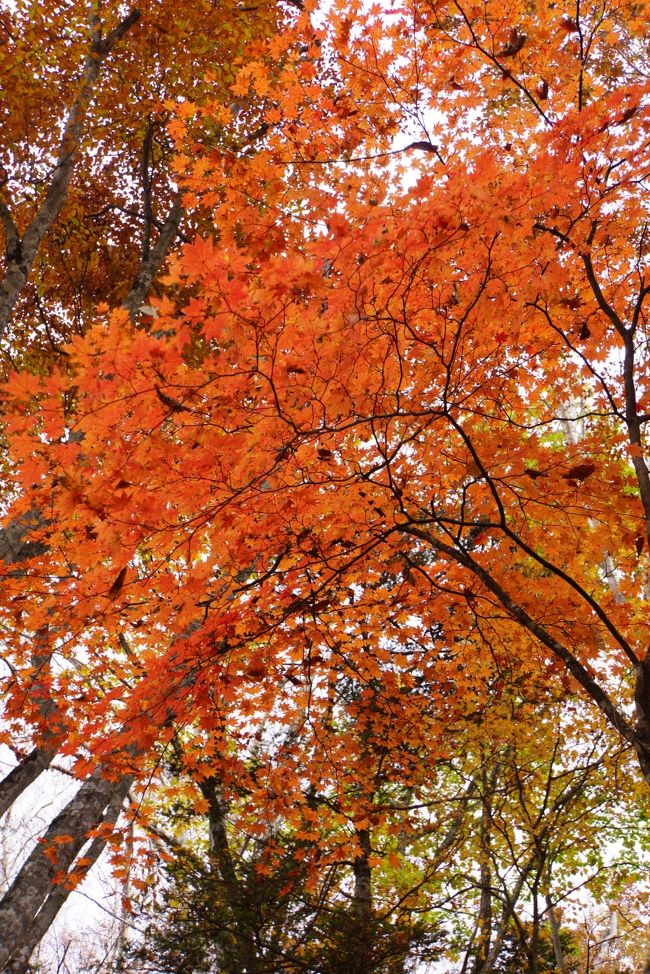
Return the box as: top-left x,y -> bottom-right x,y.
350,827 -> 373,974
123,198 -> 184,323
481,861 -> 534,974
352,827 -> 372,925
0,748 -> 55,819
0,8 -> 222,972
0,509 -> 49,567
471,763 -> 497,974
546,894 -> 567,974
0,34 -> 185,951
480,762 -> 594,974
0,770 -> 132,971
202,777 -> 240,895
3,778 -> 130,974
634,655 -> 650,784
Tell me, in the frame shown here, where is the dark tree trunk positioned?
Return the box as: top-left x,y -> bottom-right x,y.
349,827 -> 373,974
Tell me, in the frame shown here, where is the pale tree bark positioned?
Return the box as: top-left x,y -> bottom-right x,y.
0,7 -> 142,337
0,540 -> 69,817
0,748 -> 55,819
0,5 -> 272,971
0,770 -> 132,972
0,521 -> 134,971
474,746 -> 595,974
123,198 -> 183,323
0,213 -> 184,969
545,891 -> 567,974
481,859 -> 534,973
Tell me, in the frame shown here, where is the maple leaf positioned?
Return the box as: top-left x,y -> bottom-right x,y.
405,141 -> 443,163
2,0 -> 650,965
498,27 -> 526,56
107,567 -> 128,600
562,463 -> 596,483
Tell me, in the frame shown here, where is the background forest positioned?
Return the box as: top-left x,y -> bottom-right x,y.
0,0 -> 649,971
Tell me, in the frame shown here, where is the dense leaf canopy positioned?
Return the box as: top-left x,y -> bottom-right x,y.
1,0 -> 650,970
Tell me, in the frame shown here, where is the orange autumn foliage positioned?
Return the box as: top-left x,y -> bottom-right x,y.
2,0 -> 650,878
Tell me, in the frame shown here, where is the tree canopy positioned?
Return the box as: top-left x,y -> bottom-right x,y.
1,0 -> 650,970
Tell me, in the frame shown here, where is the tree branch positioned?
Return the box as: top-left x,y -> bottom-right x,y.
400,523 -> 642,762
123,198 -> 183,322
0,8 -> 142,337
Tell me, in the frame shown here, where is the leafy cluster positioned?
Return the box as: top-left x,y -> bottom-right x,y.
1,0 -> 650,971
